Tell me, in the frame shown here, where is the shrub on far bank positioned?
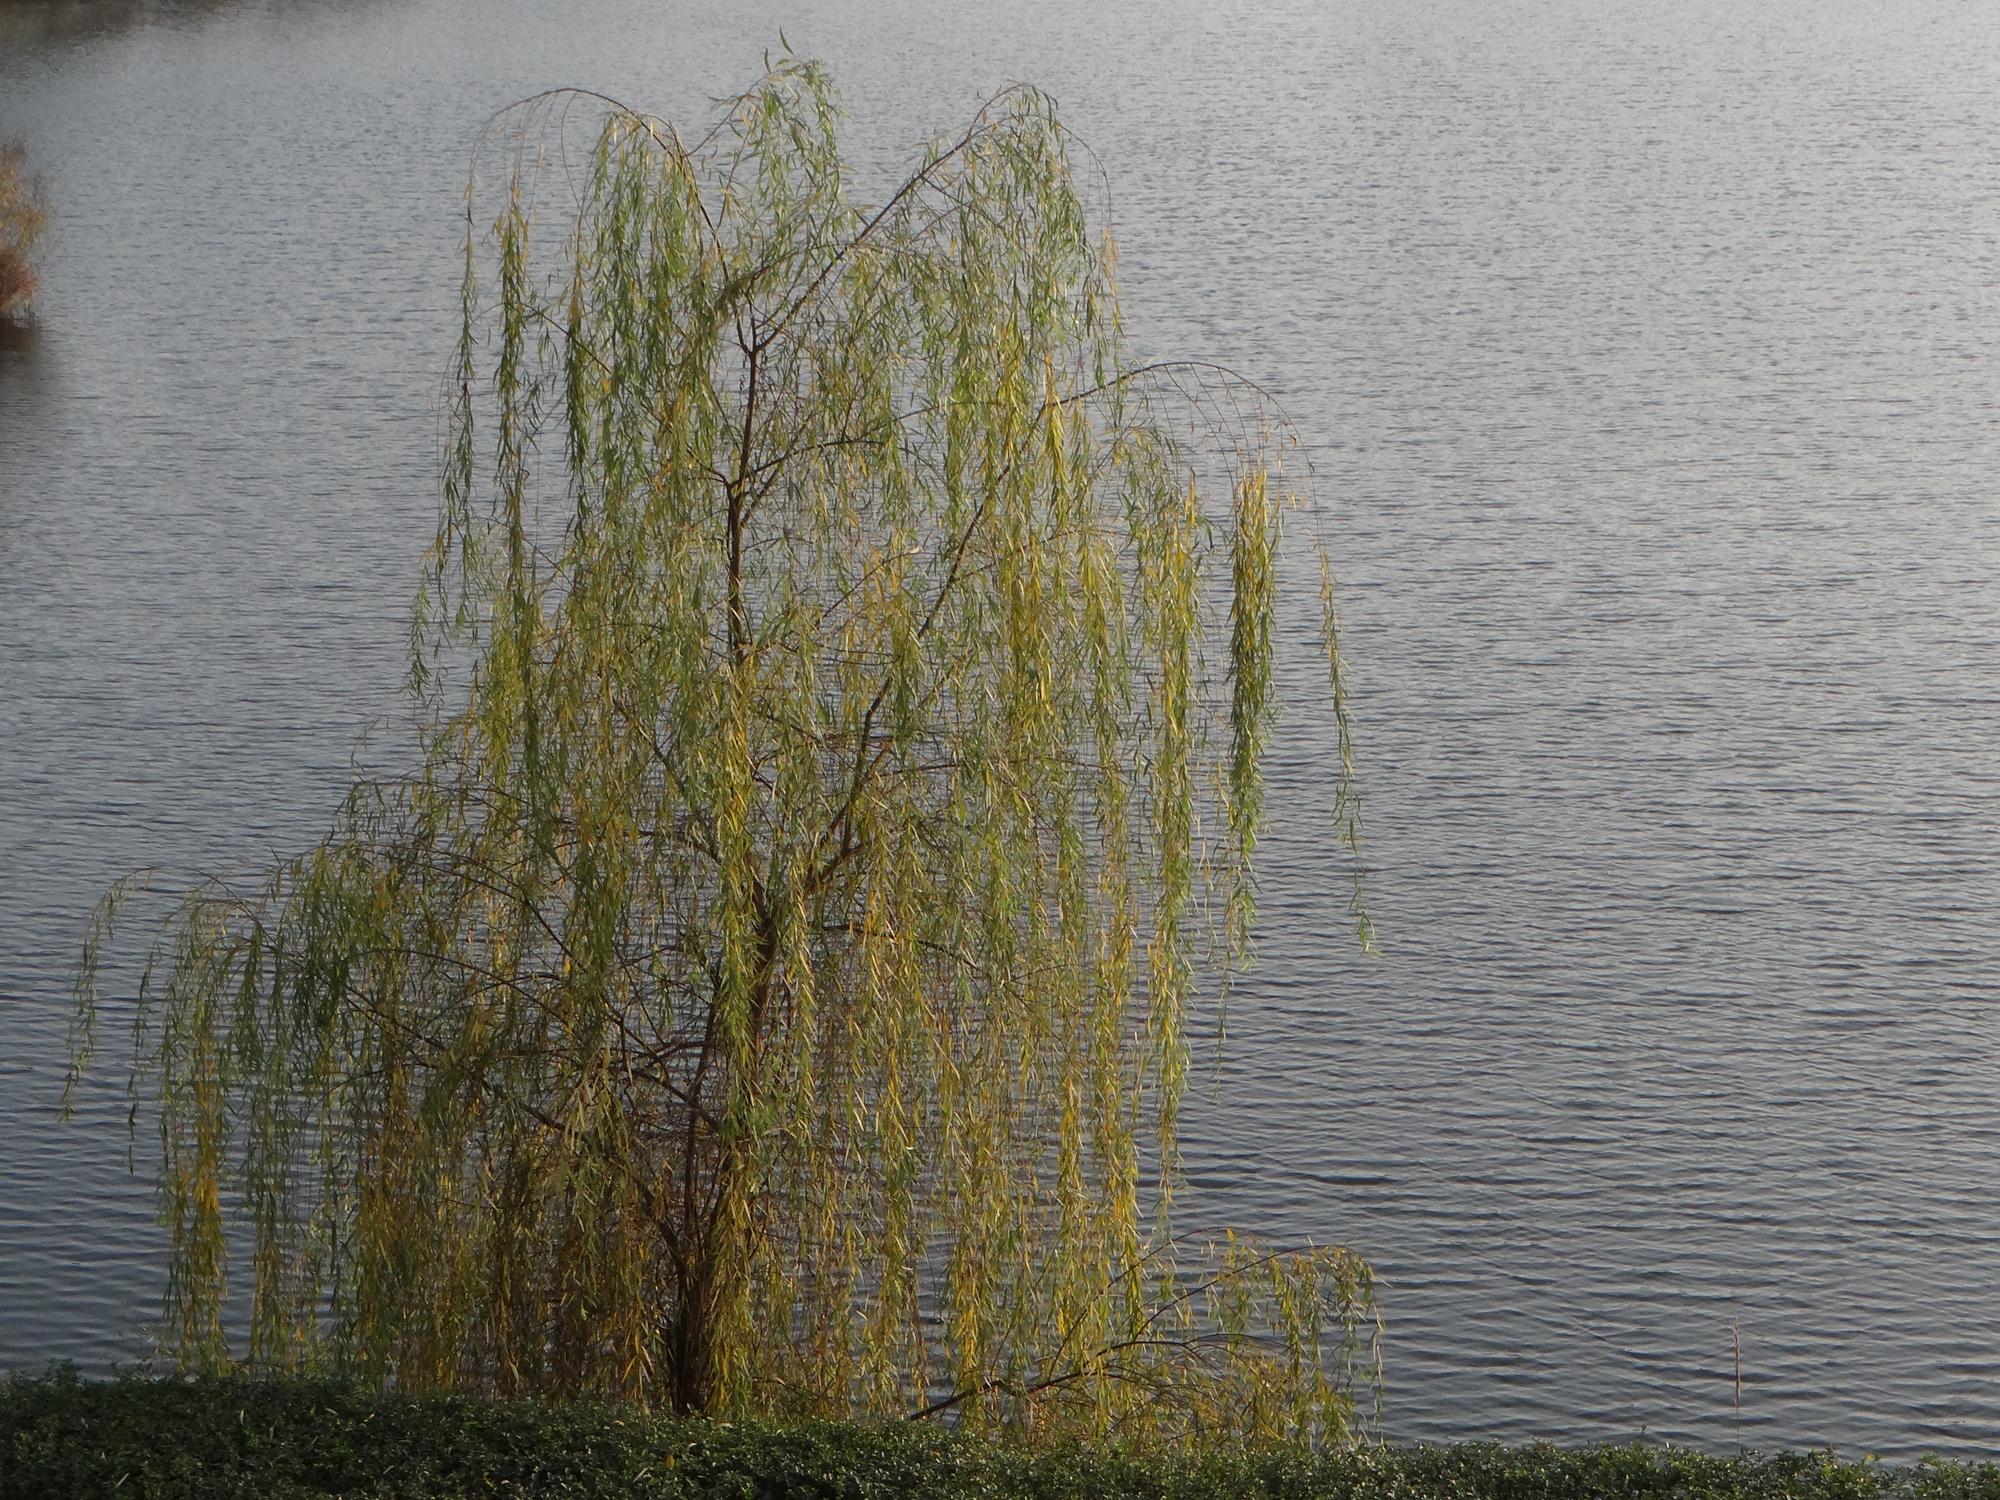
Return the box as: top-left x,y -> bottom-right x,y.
0,144 -> 49,321
6,1370 -> 2000,1500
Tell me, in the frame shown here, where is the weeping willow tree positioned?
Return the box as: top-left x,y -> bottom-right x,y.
72,62 -> 1376,1446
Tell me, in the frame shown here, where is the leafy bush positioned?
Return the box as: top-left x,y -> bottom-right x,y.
0,143 -> 48,320
5,1371 -> 1997,1500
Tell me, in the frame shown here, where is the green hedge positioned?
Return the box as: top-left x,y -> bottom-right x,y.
4,1370 -> 1995,1500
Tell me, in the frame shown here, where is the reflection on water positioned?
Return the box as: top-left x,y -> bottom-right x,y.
0,320 -> 52,499
0,0 -> 243,48
0,316 -> 43,367
2,0 -> 1999,1461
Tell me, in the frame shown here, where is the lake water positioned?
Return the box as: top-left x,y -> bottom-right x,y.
4,0 -> 1998,1460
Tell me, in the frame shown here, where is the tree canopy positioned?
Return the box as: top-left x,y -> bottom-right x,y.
74,61 -> 1375,1447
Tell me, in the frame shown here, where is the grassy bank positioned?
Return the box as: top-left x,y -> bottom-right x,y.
4,1370 -> 1996,1500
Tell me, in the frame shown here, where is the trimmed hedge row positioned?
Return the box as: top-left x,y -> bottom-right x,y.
4,1370 -> 1996,1500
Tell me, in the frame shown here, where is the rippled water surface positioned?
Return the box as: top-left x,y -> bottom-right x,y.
4,0 -> 1998,1459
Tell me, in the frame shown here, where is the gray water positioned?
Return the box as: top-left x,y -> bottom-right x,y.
4,0 -> 1998,1459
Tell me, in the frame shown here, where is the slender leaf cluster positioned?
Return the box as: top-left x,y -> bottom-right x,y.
74,63 -> 1373,1447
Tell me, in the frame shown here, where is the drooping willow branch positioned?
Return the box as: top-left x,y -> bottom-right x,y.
72,57 -> 1377,1448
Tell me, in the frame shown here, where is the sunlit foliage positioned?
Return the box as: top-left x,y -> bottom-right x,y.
74,63 -> 1375,1447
